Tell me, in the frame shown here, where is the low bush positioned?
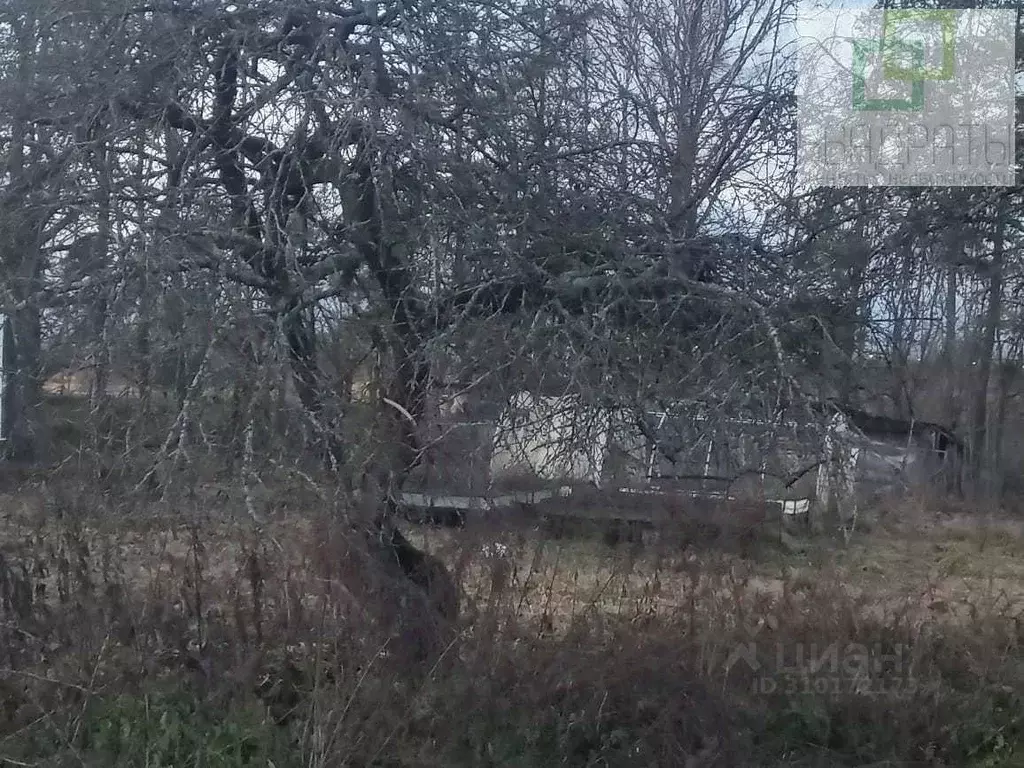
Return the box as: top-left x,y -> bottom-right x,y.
3,487 -> 1024,767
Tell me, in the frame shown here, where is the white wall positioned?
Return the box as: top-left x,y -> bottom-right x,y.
489,392 -> 610,486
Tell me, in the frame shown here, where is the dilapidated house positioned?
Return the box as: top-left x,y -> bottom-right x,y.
405,389 -> 963,522
814,408 -> 962,530
485,392 -> 824,499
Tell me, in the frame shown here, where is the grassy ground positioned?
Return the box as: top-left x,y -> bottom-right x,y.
3,482 -> 1024,767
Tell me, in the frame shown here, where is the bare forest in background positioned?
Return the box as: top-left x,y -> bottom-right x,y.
3,0 -> 1024,766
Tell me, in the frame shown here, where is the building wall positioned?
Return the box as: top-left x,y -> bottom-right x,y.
466,394 -> 962,509
488,394 -> 826,495
816,421 -> 961,528
489,392 -> 609,487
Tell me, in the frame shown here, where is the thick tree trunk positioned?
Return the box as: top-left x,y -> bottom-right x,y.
282,301 -> 345,471
154,20 -> 457,635
345,151 -> 432,493
943,266 -> 958,428
969,199 -> 1006,499
136,137 -> 154,407
990,355 -> 1013,499
8,301 -> 43,462
3,11 -> 45,462
197,40 -> 347,473
87,144 -> 113,473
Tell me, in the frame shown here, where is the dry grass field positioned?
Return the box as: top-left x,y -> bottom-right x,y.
3,479 -> 1024,767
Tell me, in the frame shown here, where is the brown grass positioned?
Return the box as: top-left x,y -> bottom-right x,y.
3,480 -> 1024,766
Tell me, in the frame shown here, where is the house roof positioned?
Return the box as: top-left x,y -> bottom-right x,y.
828,403 -> 962,449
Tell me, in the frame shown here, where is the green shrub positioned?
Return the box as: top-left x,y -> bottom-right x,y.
75,685 -> 296,768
